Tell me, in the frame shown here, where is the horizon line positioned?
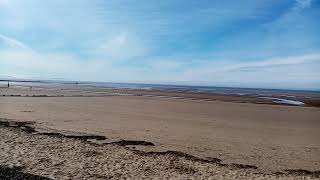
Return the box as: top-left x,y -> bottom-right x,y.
1,77 -> 320,92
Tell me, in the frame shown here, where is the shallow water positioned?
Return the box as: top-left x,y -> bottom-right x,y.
1,79 -> 320,106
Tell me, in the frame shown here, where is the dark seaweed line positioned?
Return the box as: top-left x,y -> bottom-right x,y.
38,132 -> 107,141
0,118 -> 319,178
0,119 -> 153,145
0,165 -> 51,180
0,120 -> 37,133
104,140 -> 155,146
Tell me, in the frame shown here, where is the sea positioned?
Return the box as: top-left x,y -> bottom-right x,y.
1,79 -> 319,106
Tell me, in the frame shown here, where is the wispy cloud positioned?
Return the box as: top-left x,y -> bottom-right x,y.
293,0 -> 313,10
0,49 -> 112,80
217,54 -> 320,72
97,32 -> 146,60
0,33 -> 32,50
175,54 -> 320,89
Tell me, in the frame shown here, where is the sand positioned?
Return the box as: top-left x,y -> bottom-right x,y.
0,87 -> 320,179
1,121 -> 319,179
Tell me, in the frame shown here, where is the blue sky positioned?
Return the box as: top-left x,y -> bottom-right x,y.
0,0 -> 319,90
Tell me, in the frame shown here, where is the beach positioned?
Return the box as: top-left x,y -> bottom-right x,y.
1,86 -> 320,179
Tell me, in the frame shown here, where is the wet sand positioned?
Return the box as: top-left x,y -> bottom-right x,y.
1,85 -> 320,107
0,87 -> 320,178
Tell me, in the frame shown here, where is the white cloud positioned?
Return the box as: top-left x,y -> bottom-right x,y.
0,50 -> 91,75
98,33 -> 146,60
0,0 -> 97,29
1,44 -> 319,89
0,46 -> 146,82
218,54 -> 320,72
176,54 -> 320,89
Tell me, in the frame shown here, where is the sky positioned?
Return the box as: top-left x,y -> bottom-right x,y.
0,0 -> 319,90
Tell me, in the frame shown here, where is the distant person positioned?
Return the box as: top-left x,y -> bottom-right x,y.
7,81 -> 9,88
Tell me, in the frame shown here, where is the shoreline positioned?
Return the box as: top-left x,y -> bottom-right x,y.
1,84 -> 320,107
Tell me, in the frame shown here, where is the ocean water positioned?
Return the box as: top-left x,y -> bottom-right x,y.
1,79 -> 319,106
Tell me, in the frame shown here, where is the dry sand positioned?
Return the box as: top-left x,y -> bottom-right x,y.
0,87 -> 320,179
1,120 -> 319,179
